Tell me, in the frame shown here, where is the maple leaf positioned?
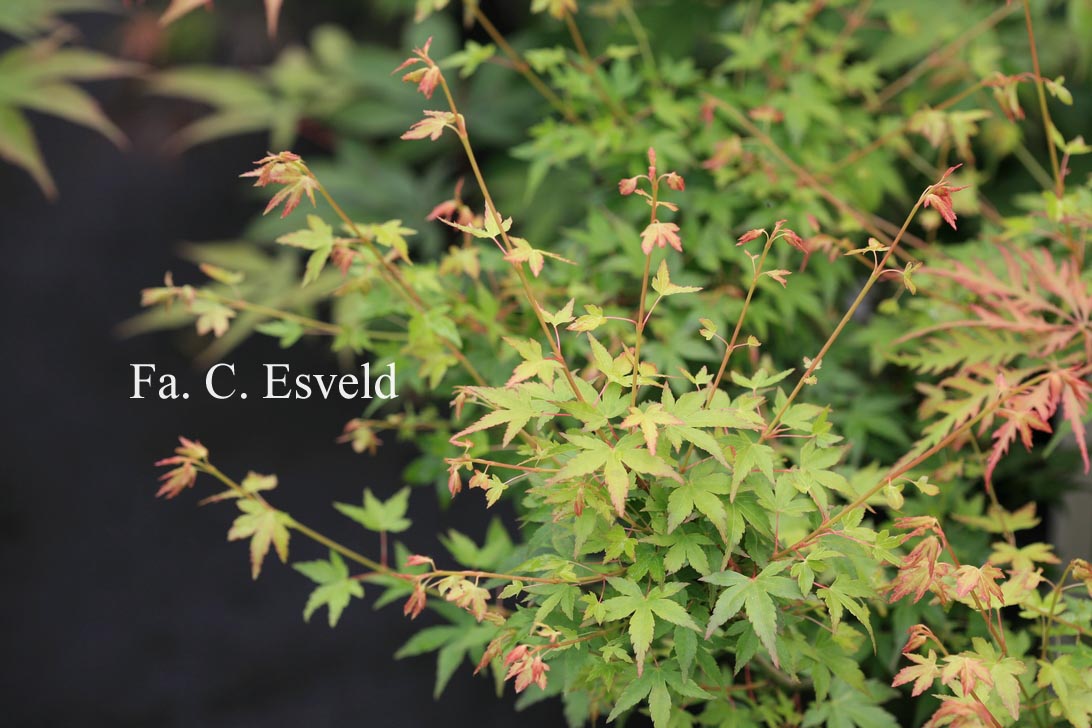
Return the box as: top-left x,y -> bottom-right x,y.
240,151 -> 319,218
154,436 -> 207,498
952,563 -> 1005,607
401,111 -> 461,141
888,536 -> 948,604
921,165 -> 968,230
640,221 -> 683,255
902,624 -> 940,654
548,433 -> 681,516
502,237 -> 575,277
0,36 -> 138,197
503,337 -> 560,387
435,575 -> 491,622
227,499 -> 292,579
925,695 -> 998,728
334,487 -> 411,533
450,385 -> 549,447
293,551 -> 364,627
892,649 -> 940,696
984,372 -> 1071,490
1037,655 -> 1092,728
941,653 -> 993,697
665,471 -> 731,537
651,260 -> 702,297
602,579 -> 700,675
620,403 -> 684,454
702,563 -> 800,666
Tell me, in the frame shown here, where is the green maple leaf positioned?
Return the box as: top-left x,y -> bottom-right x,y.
191,299 -> 236,338
602,579 -> 700,674
452,385 -> 548,447
660,390 -> 764,468
503,336 -> 560,387
651,260 -> 702,297
227,499 -> 292,579
550,433 -> 680,516
702,562 -> 800,666
660,529 -> 714,575
666,470 -> 730,537
334,487 -> 411,533
294,551 -> 364,627
0,37 -> 137,196
817,575 -> 876,649
802,679 -> 899,728
728,434 -> 778,501
1038,655 -> 1092,728
276,215 -> 335,286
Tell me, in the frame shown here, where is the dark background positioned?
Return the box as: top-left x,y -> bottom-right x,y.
0,4 -> 567,727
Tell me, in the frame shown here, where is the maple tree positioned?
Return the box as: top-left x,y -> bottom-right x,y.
35,0 -> 1079,725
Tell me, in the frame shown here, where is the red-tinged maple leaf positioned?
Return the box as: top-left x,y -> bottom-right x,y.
903,623 -> 940,654
953,563 -> 1005,606
160,0 -> 283,37
893,649 -> 941,696
154,436 -> 208,498
401,111 -> 460,141
984,379 -> 1056,490
156,458 -> 197,499
1052,367 -> 1091,474
240,152 -> 319,218
504,648 -> 550,693
893,515 -> 942,541
402,581 -> 426,619
921,164 -> 968,230
392,36 -> 433,73
764,269 -> 792,287
941,654 -> 993,696
737,228 -> 765,245
925,695 -> 997,728
474,634 -> 509,676
984,72 -> 1032,121
780,228 -> 807,253
663,172 -> 685,191
889,536 -> 950,604
447,462 -> 463,497
640,221 -> 683,254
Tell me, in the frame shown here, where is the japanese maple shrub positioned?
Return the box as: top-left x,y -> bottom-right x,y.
141,2 -> 1092,727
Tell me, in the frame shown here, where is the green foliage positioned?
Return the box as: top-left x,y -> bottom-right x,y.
128,2 -> 1092,727
0,33 -> 137,196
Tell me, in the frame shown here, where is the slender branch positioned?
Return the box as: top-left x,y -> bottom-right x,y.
436,75 -> 588,403
316,184 -> 488,387
471,6 -> 578,122
1021,0 -> 1063,197
619,0 -> 660,87
562,11 -> 631,124
1040,562 -> 1075,660
762,195 -> 925,440
705,232 -> 776,404
869,3 -> 1016,111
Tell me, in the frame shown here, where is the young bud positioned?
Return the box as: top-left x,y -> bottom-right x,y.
664,172 -> 685,191
618,176 -> 639,195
